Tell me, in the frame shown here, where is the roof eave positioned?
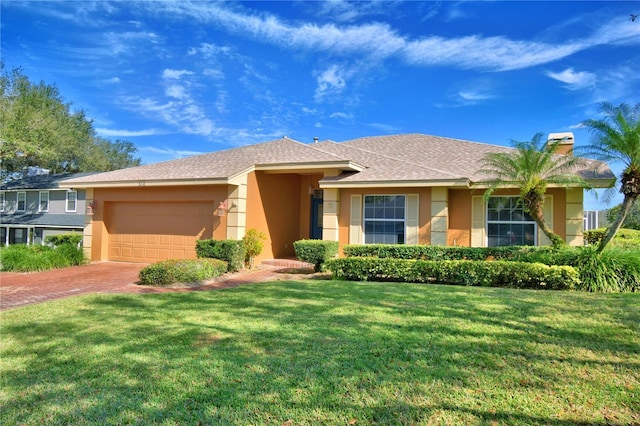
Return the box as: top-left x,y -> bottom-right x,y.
255,160 -> 365,173
58,178 -> 230,189
319,179 -> 470,189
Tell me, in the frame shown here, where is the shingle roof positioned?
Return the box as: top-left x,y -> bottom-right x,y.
60,133 -> 615,188
0,213 -> 85,227
1,173 -> 97,191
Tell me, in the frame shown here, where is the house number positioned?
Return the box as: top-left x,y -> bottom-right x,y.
138,182 -> 146,186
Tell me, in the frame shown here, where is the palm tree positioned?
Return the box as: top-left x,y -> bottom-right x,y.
581,102 -> 640,253
478,133 -> 590,247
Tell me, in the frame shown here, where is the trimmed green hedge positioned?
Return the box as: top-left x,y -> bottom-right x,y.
44,233 -> 83,247
325,257 -> 579,290
584,228 -> 640,249
195,239 -> 246,272
342,244 -> 539,261
294,240 -> 339,272
138,258 -> 228,286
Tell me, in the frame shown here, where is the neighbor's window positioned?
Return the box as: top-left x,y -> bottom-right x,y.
66,190 -> 77,212
39,191 -> 49,212
486,196 -> 536,247
0,192 -> 4,212
17,192 -> 26,212
364,195 -> 406,244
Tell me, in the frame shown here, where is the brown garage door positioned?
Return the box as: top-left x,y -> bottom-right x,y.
108,202 -> 214,262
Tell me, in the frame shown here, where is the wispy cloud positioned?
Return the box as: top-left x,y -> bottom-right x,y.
96,128 -> 162,137
368,122 -> 401,133
330,111 -> 354,120
315,65 -> 348,101
546,68 -> 596,90
147,2 -> 640,72
162,69 -> 195,79
139,146 -> 204,158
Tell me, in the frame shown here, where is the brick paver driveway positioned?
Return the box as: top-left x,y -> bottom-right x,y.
0,261 -> 304,311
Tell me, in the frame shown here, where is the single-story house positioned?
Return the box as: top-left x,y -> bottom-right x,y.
60,133 -> 615,264
1,173 -> 94,245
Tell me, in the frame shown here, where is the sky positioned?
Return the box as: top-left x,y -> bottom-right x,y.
2,0 -> 639,210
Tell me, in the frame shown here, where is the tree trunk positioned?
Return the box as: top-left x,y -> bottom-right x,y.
597,194 -> 638,253
526,193 -> 566,247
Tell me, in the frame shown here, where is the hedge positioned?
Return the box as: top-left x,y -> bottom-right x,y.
325,257 -> 579,290
0,243 -> 86,272
293,240 -> 339,272
195,239 -> 246,272
44,233 -> 83,247
138,258 -> 228,286
342,244 -> 539,261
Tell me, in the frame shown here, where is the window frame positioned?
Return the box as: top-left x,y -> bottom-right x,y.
0,192 -> 4,212
363,194 -> 407,245
66,190 -> 78,213
486,196 -> 537,247
17,192 -> 26,212
39,191 -> 50,212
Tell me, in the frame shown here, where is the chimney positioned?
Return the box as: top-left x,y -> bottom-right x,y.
547,132 -> 574,155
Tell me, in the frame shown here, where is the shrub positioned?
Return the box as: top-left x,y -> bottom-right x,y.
196,239 -> 246,272
243,228 -> 266,269
44,233 -> 83,247
138,258 -> 228,286
584,228 -> 640,249
293,240 -> 339,272
325,257 -> 579,290
342,244 -> 538,261
0,243 -> 86,272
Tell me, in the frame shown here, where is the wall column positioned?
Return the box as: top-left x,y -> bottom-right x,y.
566,188 -> 584,246
431,187 -> 448,245
226,175 -> 248,240
82,188 -> 94,259
322,170 -> 340,242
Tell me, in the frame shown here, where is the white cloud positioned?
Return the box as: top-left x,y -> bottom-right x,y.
148,3 -> 639,72
187,42 -> 232,58
95,128 -> 161,137
368,122 -> 401,133
315,65 -> 348,101
139,146 -> 204,158
546,68 -> 596,90
203,68 -> 225,79
330,111 -> 354,120
162,69 -> 195,80
165,84 -> 188,99
314,122 -> 323,128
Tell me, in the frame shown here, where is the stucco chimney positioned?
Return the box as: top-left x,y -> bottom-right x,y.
547,132 -> 574,155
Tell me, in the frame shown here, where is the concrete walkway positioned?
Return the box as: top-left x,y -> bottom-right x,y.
0,259 -> 314,311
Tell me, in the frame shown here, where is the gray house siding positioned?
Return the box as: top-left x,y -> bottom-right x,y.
1,173 -> 94,246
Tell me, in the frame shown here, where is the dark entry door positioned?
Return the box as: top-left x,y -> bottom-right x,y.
310,195 -> 323,239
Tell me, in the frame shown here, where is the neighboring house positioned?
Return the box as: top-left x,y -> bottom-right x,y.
584,210 -> 606,231
1,173 -> 94,246
61,133 -> 615,264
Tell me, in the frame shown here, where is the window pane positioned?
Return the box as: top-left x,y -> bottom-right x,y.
487,196 -> 537,247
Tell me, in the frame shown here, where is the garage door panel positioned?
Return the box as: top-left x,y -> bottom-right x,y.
108,201 -> 214,263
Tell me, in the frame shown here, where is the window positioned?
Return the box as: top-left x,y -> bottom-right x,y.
487,196 -> 536,246
39,191 -> 49,212
17,192 -> 26,212
364,195 -> 406,244
0,192 -> 4,212
66,190 -> 77,212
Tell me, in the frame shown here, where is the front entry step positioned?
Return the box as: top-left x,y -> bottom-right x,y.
261,259 -> 314,269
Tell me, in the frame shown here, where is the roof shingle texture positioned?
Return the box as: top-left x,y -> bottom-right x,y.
61,133 -> 615,186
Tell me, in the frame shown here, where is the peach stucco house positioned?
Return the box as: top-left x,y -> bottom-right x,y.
61,133 -> 614,264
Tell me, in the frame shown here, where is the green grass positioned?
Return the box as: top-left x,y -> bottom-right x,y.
1,281 -> 638,425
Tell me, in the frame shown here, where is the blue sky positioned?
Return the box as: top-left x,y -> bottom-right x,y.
2,1 -> 639,209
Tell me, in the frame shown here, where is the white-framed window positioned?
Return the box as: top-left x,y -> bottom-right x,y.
66,190 -> 77,212
39,191 -> 50,212
363,195 -> 406,244
486,196 -> 536,247
0,192 -> 4,212
17,192 -> 26,212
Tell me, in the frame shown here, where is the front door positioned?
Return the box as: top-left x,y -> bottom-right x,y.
310,192 -> 323,239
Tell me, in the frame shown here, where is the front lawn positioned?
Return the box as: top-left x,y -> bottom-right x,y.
1,281 -> 638,425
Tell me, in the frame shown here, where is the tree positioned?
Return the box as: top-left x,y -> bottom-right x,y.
582,102 -> 640,252
606,202 -> 640,230
0,66 -> 141,174
478,133 -> 590,247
